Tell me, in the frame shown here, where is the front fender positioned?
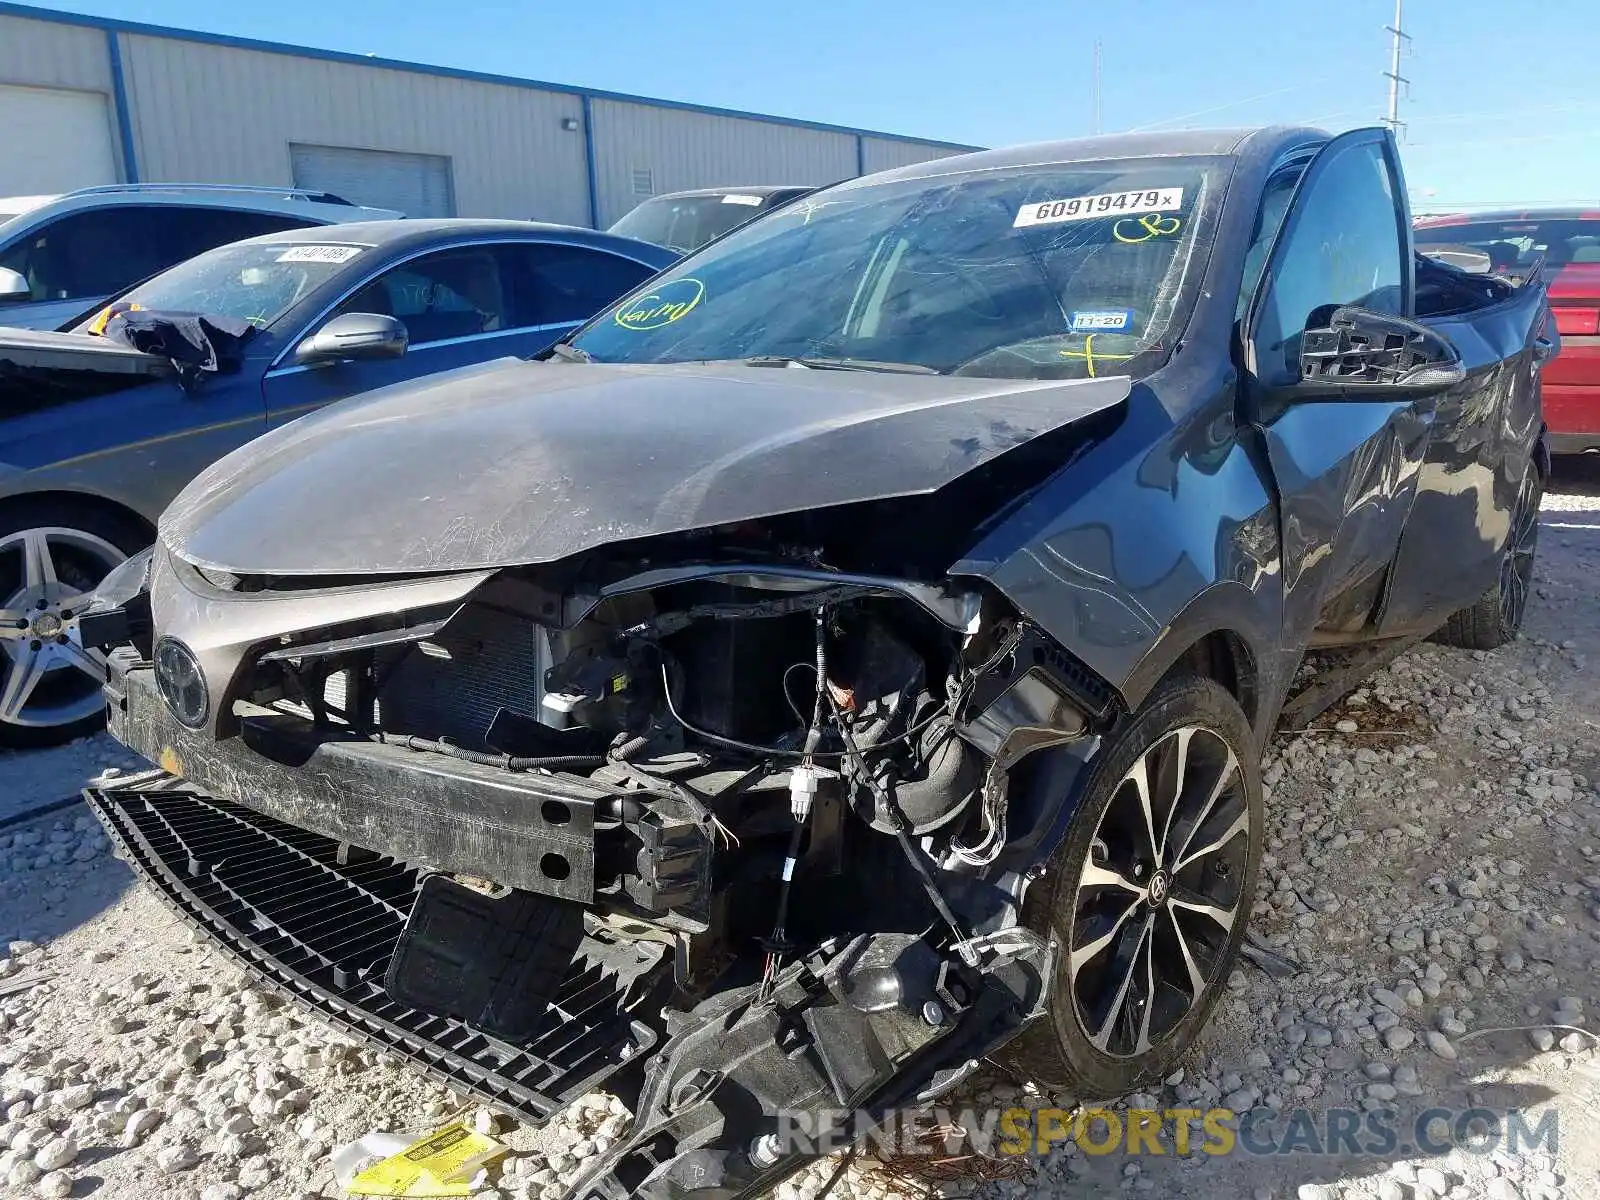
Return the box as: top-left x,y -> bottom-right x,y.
952,375 -> 1289,730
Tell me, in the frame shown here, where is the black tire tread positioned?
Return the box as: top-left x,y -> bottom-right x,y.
1430,460 -> 1543,653
997,674 -> 1262,1097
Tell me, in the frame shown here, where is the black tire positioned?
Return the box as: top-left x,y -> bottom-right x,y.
998,675 -> 1263,1096
1432,464 -> 1543,652
0,498 -> 150,750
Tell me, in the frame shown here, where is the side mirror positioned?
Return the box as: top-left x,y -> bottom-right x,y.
292,312 -> 407,367
0,266 -> 31,302
1297,305 -> 1466,397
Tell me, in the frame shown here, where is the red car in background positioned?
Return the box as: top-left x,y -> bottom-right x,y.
1416,209 -> 1596,453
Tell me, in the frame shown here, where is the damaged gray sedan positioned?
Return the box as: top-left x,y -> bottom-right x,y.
83,125 -> 1551,1200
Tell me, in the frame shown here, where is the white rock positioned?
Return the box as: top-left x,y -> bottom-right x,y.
155,1142 -> 198,1173
1417,1167 -> 1450,1194
1384,1027 -> 1416,1051
200,1184 -> 243,1200
121,1108 -> 162,1145
1558,1031 -> 1589,1053
238,1160 -> 275,1189
1424,1031 -> 1458,1060
6,1156 -> 41,1187
37,1169 -> 74,1199
473,1107 -> 502,1135
53,1084 -> 94,1112
1529,1028 -> 1556,1052
33,1136 -> 78,1171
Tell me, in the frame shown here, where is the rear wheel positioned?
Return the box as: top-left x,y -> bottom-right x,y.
0,500 -> 148,749
1432,464 -> 1542,652
1000,675 -> 1262,1096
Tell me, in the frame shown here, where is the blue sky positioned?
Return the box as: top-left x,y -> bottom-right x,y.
33,0 -> 1599,208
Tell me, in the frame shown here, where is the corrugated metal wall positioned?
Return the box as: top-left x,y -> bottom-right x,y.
0,7 -> 978,227
590,99 -> 858,227
115,34 -> 593,225
860,136 -> 965,177
0,13 -> 110,93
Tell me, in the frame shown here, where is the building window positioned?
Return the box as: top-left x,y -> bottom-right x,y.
631,167 -> 655,198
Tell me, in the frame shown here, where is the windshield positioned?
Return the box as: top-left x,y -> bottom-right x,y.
74,240 -> 371,331
1415,217 -> 1600,272
609,193 -> 788,254
572,159 -> 1221,379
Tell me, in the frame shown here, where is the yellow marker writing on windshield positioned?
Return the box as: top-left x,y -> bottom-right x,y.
1058,334 -> 1136,378
1113,214 -> 1182,244
615,277 -> 705,331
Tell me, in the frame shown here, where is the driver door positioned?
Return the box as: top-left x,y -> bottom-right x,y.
1239,127 -> 1434,649
262,244 -> 524,428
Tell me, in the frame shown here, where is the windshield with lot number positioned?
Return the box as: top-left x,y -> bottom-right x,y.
73,240 -> 370,332
569,158 -> 1223,379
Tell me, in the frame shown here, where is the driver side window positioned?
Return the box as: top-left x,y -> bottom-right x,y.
336,247 -> 508,347
1252,140 -> 1406,386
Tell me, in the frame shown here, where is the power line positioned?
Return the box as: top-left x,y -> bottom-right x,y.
1384,0 -> 1411,137
1125,74 -> 1344,133
1092,39 -> 1103,135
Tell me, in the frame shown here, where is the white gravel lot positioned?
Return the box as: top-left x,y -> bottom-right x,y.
2,460 -> 1598,1200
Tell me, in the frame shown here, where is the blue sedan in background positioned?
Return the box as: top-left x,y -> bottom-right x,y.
0,218 -> 675,746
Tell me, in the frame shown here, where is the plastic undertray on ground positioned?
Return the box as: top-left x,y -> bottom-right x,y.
87,777 -> 660,1121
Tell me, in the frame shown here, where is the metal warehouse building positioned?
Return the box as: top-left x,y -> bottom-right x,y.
0,1 -> 974,227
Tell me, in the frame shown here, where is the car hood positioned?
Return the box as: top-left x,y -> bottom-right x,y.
0,325 -> 173,376
160,358 -> 1131,576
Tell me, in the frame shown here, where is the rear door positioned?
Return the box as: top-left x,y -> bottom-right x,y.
261,240 -> 656,427
1239,127 -> 1432,649
1376,264 -> 1550,636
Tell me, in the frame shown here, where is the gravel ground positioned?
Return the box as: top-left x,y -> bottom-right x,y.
2,459 -> 1598,1200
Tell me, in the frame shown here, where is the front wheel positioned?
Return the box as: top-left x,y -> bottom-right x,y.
0,500 -> 148,749
999,675 -> 1263,1096
1432,464 -> 1543,652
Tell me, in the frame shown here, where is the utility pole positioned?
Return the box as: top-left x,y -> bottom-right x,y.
1092,39 -> 1103,135
1384,0 -> 1411,138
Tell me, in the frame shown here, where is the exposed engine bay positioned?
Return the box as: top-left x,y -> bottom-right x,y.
235,529 -> 1103,991
91,519 -> 1110,1200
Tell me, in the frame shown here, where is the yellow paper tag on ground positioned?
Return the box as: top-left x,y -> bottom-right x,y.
347,1122 -> 508,1196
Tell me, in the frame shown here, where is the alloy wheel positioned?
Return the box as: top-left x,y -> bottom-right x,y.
1068,725 -> 1250,1058
1498,471 -> 1541,633
0,526 -> 125,729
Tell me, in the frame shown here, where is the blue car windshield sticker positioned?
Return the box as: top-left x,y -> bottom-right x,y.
1068,309 -> 1135,333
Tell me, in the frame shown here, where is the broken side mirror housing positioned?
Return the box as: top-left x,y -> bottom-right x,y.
0,266 -> 31,302
1296,304 -> 1466,398
292,312 -> 407,367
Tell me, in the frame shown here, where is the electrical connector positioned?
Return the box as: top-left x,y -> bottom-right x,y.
788,762 -> 822,823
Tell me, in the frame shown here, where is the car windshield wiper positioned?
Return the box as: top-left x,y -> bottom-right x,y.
543,341 -> 594,363
743,355 -> 943,375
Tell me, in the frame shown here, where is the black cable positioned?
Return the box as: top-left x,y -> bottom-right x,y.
825,691 -> 974,960
375,732 -> 605,772
659,661 -> 950,761
812,1146 -> 861,1200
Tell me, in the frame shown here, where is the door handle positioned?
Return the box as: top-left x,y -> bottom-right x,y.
1533,335 -> 1556,364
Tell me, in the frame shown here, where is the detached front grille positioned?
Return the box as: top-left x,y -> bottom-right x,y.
89,779 -> 660,1120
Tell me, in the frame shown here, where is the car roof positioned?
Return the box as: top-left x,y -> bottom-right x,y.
2,184 -> 400,227
872,127 -> 1330,182
1416,207 -> 1600,227
0,194 -> 61,214
639,185 -> 813,201
233,217 -> 676,263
